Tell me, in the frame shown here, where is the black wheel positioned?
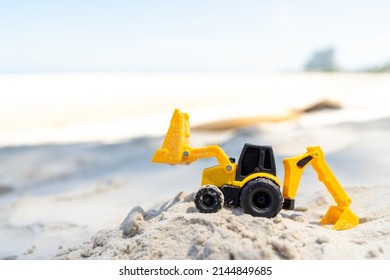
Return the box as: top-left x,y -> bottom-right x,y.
240,178 -> 282,218
195,185 -> 224,213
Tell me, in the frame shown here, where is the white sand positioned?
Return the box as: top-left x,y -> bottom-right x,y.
0,73 -> 390,260
1,73 -> 390,146
55,186 -> 390,260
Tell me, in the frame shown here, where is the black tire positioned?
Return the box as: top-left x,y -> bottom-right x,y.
195,185 -> 224,213
240,178 -> 282,218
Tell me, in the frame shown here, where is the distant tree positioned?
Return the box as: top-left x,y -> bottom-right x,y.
304,48 -> 337,72
363,62 -> 390,73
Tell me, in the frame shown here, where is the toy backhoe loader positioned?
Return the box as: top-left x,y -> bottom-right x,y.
152,109 -> 359,230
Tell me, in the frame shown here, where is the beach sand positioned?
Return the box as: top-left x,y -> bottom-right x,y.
55,186 -> 390,260
0,73 -> 389,260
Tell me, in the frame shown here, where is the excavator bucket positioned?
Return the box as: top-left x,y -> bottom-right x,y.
320,205 -> 359,230
152,109 -> 191,165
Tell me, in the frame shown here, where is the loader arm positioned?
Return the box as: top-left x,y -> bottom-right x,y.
152,109 -> 234,172
282,146 -> 359,230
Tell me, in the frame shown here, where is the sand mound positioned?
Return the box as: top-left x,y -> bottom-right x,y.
55,186 -> 390,260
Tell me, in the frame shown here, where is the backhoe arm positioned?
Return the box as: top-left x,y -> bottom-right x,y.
282,146 -> 359,230
152,109 -> 233,171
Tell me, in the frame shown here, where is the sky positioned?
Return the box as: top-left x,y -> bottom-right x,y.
0,0 -> 390,73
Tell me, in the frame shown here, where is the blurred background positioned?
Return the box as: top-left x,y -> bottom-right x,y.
0,0 -> 390,259
1,0 -> 390,73
1,0 -> 390,145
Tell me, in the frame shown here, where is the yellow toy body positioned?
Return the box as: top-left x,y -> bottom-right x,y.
201,164 -> 281,189
152,109 -> 359,230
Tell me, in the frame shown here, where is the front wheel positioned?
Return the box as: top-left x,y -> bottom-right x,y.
195,185 -> 224,213
240,178 -> 282,218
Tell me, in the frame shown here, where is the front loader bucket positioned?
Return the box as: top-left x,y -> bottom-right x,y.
152,109 -> 191,165
320,205 -> 359,230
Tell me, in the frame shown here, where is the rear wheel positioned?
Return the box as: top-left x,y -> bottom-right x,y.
195,185 -> 224,213
240,178 -> 282,218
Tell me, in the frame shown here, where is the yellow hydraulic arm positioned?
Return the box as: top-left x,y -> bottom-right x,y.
152,109 -> 234,172
282,146 -> 359,230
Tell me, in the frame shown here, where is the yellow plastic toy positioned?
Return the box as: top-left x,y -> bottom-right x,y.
152,109 -> 359,230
